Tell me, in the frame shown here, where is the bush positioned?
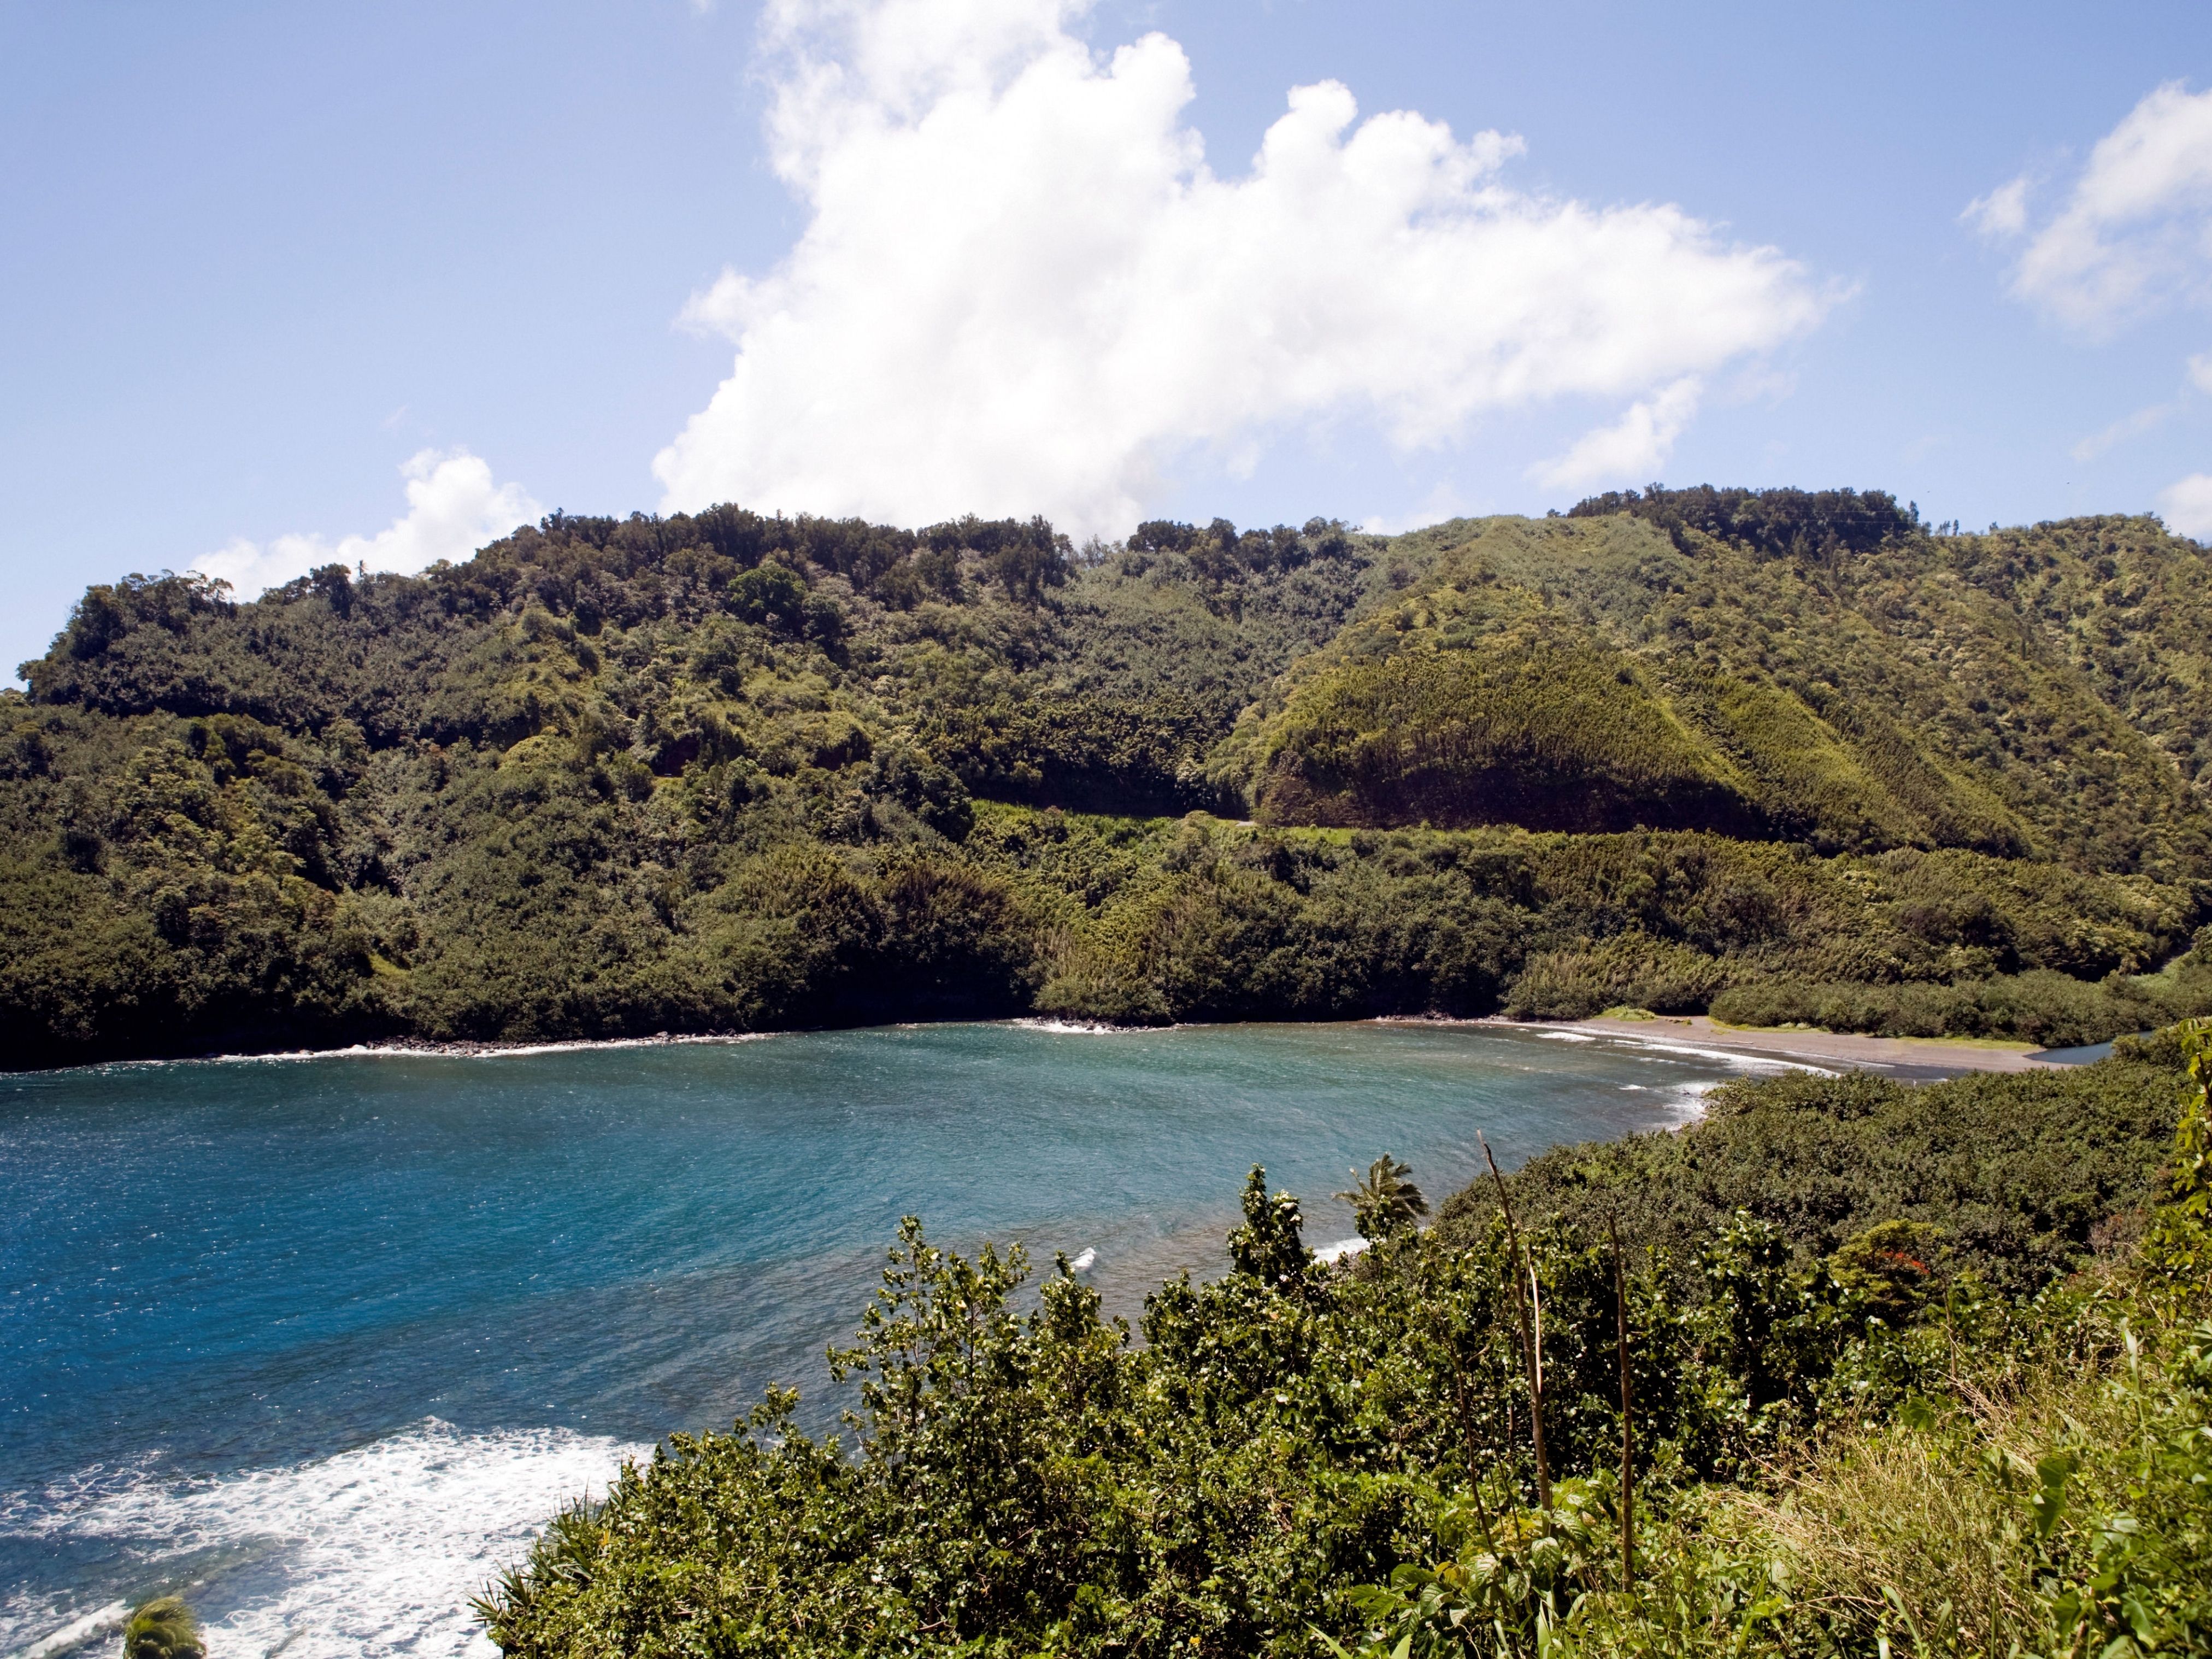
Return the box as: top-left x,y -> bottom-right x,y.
479,1034 -> 2212,1659
1711,966 -> 2212,1048
1503,933 -> 1728,1020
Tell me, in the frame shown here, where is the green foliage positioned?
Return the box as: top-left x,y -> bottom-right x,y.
1712,962 -> 2212,1048
121,1598 -> 202,1659
1564,482 -> 1919,561
1227,1165 -> 1313,1286
1502,934 -> 1727,1020
2143,1017 -> 2212,1290
478,1039 -> 2212,1659
7,492 -> 2212,1064
921,691 -> 1232,816
1436,1058 -> 2188,1297
1825,1217 -> 1946,1325
1337,1156 -> 1431,1242
2033,1320 -> 2212,1658
1246,631 -> 1764,836
1229,507 -> 2212,876
1319,1481 -> 1621,1659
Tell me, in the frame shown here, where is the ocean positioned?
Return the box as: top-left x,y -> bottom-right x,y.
0,1018 -> 1887,1659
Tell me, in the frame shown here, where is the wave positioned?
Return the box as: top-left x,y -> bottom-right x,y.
1662,1079 -> 1723,1123
1008,1019 -> 1156,1037
1,1420 -> 642,1659
1606,1038 -> 1833,1076
208,1032 -> 779,1065
16,1599 -> 131,1659
1610,1077 -> 1722,1121
1488,1020 -> 1834,1077
55,1032 -> 782,1078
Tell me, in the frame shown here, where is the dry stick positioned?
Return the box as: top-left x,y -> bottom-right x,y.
1607,1211 -> 1636,1591
1439,1308 -> 1499,1550
1480,1133 -> 1550,1511
1530,1267 -> 1544,1400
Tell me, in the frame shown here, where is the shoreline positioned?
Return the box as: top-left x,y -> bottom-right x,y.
7,1011 -> 2095,1078
16,1029 -> 783,1076
1515,1012 -> 2067,1074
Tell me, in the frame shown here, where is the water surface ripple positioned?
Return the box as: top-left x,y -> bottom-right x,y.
2,1019 -> 1834,1659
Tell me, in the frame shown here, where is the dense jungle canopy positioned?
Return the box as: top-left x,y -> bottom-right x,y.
5,486 -> 2211,1065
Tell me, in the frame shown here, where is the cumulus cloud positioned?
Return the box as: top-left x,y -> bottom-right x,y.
654,0 -> 1833,532
1962,175 -> 2031,239
1979,81 -> 2212,332
2158,472 -> 2212,539
194,450 -> 540,599
1532,376 -> 1701,489
2070,397 -> 2182,462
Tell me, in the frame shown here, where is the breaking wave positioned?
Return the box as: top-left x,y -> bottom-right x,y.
2,1421 -> 641,1659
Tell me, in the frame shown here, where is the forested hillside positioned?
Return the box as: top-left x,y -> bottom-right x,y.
4,487 -> 2211,1065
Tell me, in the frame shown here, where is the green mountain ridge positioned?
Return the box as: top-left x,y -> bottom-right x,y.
1232,507 -> 2208,870
5,487 -> 2211,1066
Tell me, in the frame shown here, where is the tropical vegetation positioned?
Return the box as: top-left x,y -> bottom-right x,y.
476,1020 -> 2212,1658
119,1598 -> 202,1659
5,486 -> 2211,1064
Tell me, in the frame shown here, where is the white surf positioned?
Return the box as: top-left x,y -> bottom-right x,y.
3,1420 -> 641,1659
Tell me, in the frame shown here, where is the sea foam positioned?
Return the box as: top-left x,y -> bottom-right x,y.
3,1421 -> 641,1659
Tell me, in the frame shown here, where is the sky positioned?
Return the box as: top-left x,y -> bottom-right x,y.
4,1 -> 2211,679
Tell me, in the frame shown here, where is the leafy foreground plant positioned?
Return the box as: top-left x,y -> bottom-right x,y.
120,1598 -> 202,1659
479,1031 -> 2212,1659
1336,1156 -> 1430,1242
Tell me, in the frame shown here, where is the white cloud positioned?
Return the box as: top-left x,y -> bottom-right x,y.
2158,471 -> 2212,538
1531,376 -> 1701,490
2189,351 -> 2212,393
193,450 -> 540,599
1991,81 -> 2212,332
1962,175 -> 2031,239
2070,397 -> 2182,462
1360,480 -> 1483,536
654,0 -> 1833,534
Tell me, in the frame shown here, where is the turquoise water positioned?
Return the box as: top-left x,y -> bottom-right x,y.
0,1019 -> 1854,1659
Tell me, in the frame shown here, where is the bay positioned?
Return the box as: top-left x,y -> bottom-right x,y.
0,1019 -> 1888,1659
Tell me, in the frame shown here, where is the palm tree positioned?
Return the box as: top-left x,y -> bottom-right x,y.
1336,1155 -> 1428,1240
122,1599 -> 202,1659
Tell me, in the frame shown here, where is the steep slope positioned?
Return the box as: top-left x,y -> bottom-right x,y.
3,490 -> 2209,1064
1224,499 -> 2211,878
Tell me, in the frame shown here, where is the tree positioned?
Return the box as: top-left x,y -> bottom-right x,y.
1337,1154 -> 1429,1240
1227,1164 -> 1309,1286
122,1599 -> 202,1659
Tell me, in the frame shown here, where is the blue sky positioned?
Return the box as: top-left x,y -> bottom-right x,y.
4,1 -> 2210,679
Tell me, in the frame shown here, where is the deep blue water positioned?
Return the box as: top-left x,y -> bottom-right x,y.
0,1019 -> 1858,1659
